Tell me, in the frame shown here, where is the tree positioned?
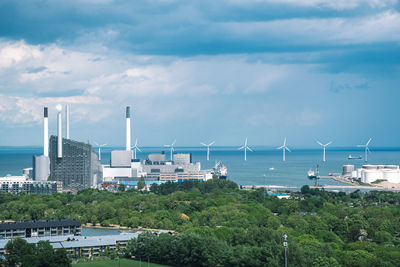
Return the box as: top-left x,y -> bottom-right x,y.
118,183 -> 125,192
137,177 -> 146,190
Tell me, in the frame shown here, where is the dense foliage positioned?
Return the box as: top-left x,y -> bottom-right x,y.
2,238 -> 70,267
0,179 -> 399,266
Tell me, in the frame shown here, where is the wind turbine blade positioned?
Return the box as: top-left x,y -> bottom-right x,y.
247,146 -> 253,152
135,138 -> 138,146
238,146 -> 245,150
172,140 -> 176,146
326,141 -> 332,146
366,138 -> 372,146
285,147 -> 291,152
200,142 -> 207,146
163,145 -> 170,147
356,145 -> 365,147
93,141 -> 99,146
316,140 -> 323,146
283,137 -> 287,146
245,138 -> 248,146
277,146 -> 284,150
209,141 -> 215,146
137,147 -> 142,152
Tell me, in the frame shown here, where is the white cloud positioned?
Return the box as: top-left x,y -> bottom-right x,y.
222,10 -> 400,45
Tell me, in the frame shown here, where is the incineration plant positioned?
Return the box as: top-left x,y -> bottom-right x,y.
1,105 -> 212,193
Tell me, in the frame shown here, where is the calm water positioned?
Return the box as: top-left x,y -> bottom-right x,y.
1,146 -> 400,189
81,227 -> 121,236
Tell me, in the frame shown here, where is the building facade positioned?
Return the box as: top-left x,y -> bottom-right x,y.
0,176 -> 61,194
49,136 -> 102,190
0,219 -> 81,239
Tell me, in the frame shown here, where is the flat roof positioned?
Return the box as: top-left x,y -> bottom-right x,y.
0,219 -> 80,230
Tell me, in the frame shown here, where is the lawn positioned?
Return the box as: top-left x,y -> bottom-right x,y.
73,258 -> 169,267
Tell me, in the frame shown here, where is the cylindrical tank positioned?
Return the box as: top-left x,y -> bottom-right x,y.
384,165 -> 399,170
351,170 -> 358,178
362,165 -> 376,170
383,170 -> 400,183
342,165 -> 355,176
357,168 -> 362,178
362,170 -> 383,183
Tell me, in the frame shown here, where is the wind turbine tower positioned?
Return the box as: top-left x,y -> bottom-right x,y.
94,141 -> 107,161
277,137 -> 291,161
131,138 -> 142,160
201,141 -> 215,161
316,140 -> 332,162
164,140 -> 176,161
357,138 -> 372,162
238,138 -> 253,161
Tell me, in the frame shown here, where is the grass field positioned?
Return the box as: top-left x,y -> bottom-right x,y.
73,258 -> 169,267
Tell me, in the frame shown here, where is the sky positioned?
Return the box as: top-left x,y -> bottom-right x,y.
0,0 -> 399,147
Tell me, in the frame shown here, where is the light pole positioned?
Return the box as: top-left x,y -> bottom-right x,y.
283,233 -> 288,267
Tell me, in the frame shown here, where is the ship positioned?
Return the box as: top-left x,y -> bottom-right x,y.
213,161 -> 228,180
307,165 -> 320,187
348,155 -> 362,160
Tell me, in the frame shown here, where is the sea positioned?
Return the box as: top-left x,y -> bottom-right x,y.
1,146 -> 400,192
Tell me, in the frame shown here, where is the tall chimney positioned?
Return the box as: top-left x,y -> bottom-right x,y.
56,104 -> 63,158
43,107 -> 49,157
126,106 -> 131,151
65,104 -> 70,139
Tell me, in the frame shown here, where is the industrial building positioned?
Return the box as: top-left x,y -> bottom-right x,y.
0,175 -> 62,194
342,164 -> 400,184
0,219 -> 81,239
49,136 -> 102,190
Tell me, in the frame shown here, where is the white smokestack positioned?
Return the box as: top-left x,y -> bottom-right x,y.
56,104 -> 63,158
66,104 -> 70,139
43,107 -> 49,157
126,106 -> 131,151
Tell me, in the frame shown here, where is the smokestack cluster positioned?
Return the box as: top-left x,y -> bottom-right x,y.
43,107 -> 49,157
126,106 -> 131,151
56,104 -> 63,158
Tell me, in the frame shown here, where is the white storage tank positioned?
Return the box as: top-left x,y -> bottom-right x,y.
384,165 -> 399,170
357,168 -> 362,179
383,170 -> 400,183
361,170 -> 383,183
351,170 -> 358,178
362,165 -> 377,170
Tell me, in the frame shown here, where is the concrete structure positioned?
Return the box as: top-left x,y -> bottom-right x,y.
110,150 -> 132,167
33,107 -> 50,181
49,136 -> 102,190
0,219 -> 80,239
0,175 -> 61,194
343,164 -> 400,184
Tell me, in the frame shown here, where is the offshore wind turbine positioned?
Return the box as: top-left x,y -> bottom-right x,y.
131,138 -> 142,160
238,138 -> 253,161
277,137 -> 291,161
316,140 -> 332,162
357,138 -> 372,162
201,141 -> 215,161
164,140 -> 176,161
94,141 -> 107,161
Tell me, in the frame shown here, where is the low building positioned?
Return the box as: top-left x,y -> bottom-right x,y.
0,175 -> 62,194
0,231 -> 171,258
0,219 -> 81,239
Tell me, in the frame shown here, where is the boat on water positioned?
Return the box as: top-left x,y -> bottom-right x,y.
307,165 -> 320,186
348,155 -> 362,160
213,161 -> 228,180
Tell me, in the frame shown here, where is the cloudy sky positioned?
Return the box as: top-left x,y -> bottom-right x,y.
0,0 -> 399,147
